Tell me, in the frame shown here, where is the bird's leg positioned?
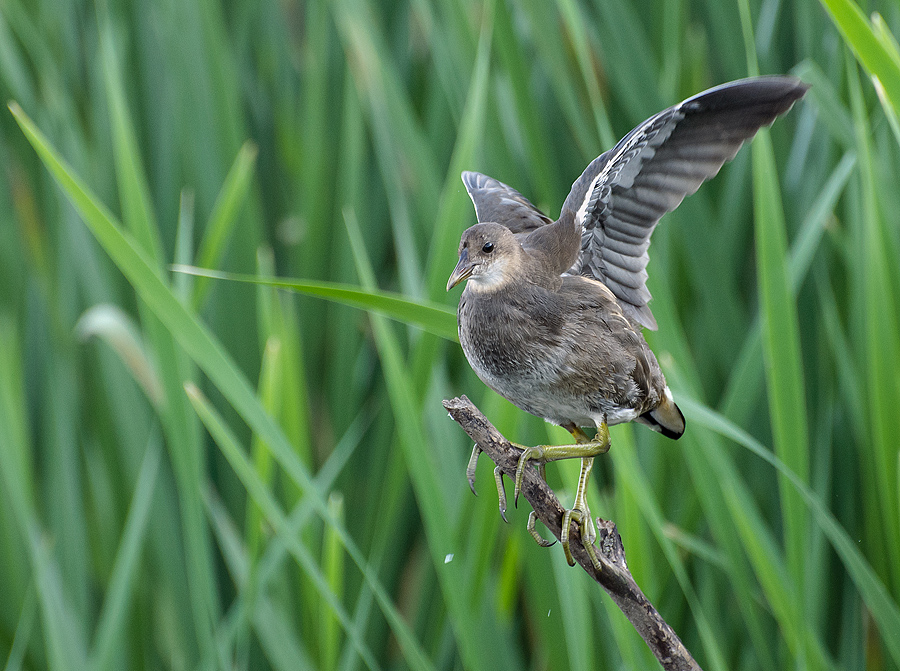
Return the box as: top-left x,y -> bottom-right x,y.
512,423 -> 609,505
561,457 -> 600,568
514,422 -> 610,567
563,423 -> 609,569
474,422 -> 609,560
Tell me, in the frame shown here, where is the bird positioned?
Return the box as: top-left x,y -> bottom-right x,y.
446,76 -> 809,568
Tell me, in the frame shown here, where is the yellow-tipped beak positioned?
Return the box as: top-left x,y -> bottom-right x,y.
446,249 -> 475,291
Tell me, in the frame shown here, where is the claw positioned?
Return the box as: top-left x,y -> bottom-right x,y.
494,465 -> 508,523
466,444 -> 482,496
526,511 -> 555,547
514,445 -> 546,507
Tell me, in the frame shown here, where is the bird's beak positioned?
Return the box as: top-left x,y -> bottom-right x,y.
446,249 -> 475,291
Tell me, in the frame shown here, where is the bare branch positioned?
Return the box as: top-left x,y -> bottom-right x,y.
443,395 -> 702,671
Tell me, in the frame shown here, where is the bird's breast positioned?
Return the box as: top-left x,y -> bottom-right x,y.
456,284 -> 664,428
457,289 -> 580,418
458,292 -> 536,381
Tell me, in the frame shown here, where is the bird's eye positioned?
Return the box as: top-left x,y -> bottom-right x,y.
482,242 -> 495,254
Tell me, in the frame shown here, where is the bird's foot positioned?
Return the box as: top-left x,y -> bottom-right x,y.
467,444 -> 511,523
513,444 -> 548,507
560,506 -> 602,570
561,454 -> 603,569
469,428 -> 609,568
526,511 -> 555,547
512,431 -> 610,507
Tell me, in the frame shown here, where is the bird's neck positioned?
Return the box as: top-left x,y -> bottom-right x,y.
520,210 -> 581,276
465,267 -> 561,302
464,256 -> 514,293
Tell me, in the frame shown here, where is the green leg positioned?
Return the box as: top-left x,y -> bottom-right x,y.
468,422 -> 610,569
561,456 -> 602,569
516,422 -> 610,568
513,423 -> 610,505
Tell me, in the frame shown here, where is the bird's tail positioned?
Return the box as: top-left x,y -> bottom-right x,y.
637,387 -> 685,440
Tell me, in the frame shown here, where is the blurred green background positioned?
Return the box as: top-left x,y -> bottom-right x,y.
2,0 -> 900,668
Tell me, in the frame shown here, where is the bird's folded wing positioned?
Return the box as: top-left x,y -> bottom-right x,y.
562,76 -> 809,330
461,171 -> 552,234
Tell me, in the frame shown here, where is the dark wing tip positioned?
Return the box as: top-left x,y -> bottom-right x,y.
682,75 -> 809,118
568,76 -> 807,330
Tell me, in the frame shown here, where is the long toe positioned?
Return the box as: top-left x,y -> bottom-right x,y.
561,508 -> 579,566
580,519 -> 603,571
513,444 -> 546,506
494,465 -> 509,523
526,511 -> 555,547
466,444 -> 482,496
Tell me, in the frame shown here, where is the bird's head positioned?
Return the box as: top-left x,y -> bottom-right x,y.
446,223 -> 520,292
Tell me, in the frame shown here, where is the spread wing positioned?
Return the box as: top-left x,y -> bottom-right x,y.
562,76 -> 809,330
461,171 -> 552,234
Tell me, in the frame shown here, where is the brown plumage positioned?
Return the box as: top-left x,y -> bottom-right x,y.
450,223 -> 683,438
447,76 -> 807,566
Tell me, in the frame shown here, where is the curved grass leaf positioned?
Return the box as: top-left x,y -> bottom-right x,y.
172,265 -> 459,341
819,0 -> 900,116
682,396 -> 900,668
185,382 -> 380,671
9,101 -> 435,671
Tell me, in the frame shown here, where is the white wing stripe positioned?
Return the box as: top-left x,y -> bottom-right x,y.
574,170 -> 606,231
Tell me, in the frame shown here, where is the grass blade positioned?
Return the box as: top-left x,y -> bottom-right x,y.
173,265 -> 458,341
89,441 -> 161,671
192,142 -> 259,309
9,100 -> 433,671
819,0 -> 900,115
683,397 -> 900,667
752,129 -> 812,587
185,383 -> 381,671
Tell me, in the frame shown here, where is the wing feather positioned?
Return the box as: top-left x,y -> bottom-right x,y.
562,76 -> 809,329
461,171 -> 552,234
